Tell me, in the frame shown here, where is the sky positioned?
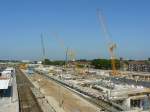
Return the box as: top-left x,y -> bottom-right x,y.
0,0 -> 150,60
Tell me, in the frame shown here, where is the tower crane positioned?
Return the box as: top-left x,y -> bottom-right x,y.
41,33 -> 46,61
52,33 -> 77,107
97,9 -> 119,76
52,33 -> 86,75
67,49 -> 76,62
52,33 -> 76,66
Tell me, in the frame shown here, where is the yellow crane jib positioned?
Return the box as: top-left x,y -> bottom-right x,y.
97,9 -> 119,76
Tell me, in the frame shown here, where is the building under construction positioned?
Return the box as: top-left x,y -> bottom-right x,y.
0,67 -> 19,112
32,65 -> 150,112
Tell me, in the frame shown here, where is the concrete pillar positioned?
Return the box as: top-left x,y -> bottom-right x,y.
140,99 -> 144,110
123,98 -> 131,110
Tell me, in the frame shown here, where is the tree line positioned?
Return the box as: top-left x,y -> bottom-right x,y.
91,59 -> 120,70
43,58 -> 121,70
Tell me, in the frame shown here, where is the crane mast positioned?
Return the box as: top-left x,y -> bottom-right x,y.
41,33 -> 46,60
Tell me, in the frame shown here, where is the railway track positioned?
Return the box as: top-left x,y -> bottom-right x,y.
16,68 -> 42,112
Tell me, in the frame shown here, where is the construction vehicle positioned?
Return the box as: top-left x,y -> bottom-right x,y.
19,64 -> 27,70
97,9 -> 119,76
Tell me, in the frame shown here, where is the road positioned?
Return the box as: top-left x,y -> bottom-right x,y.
16,68 -> 42,112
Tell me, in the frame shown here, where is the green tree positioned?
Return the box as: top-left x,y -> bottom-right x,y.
42,59 -> 65,65
91,59 -> 120,70
42,59 -> 51,65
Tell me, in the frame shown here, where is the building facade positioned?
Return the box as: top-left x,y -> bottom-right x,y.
128,61 -> 150,72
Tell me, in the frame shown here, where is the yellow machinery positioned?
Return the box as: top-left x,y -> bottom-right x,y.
97,9 -> 119,76
19,64 -> 27,70
109,43 -> 118,75
52,33 -> 77,107
52,33 -> 76,66
52,32 -> 86,75
68,49 -> 76,62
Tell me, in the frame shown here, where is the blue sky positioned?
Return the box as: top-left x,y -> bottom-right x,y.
0,0 -> 150,60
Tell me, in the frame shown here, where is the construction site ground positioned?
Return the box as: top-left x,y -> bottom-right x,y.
23,71 -> 101,112
16,69 -> 42,112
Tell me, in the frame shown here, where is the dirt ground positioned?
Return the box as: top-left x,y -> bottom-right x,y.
30,73 -> 101,112
16,69 -> 42,112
